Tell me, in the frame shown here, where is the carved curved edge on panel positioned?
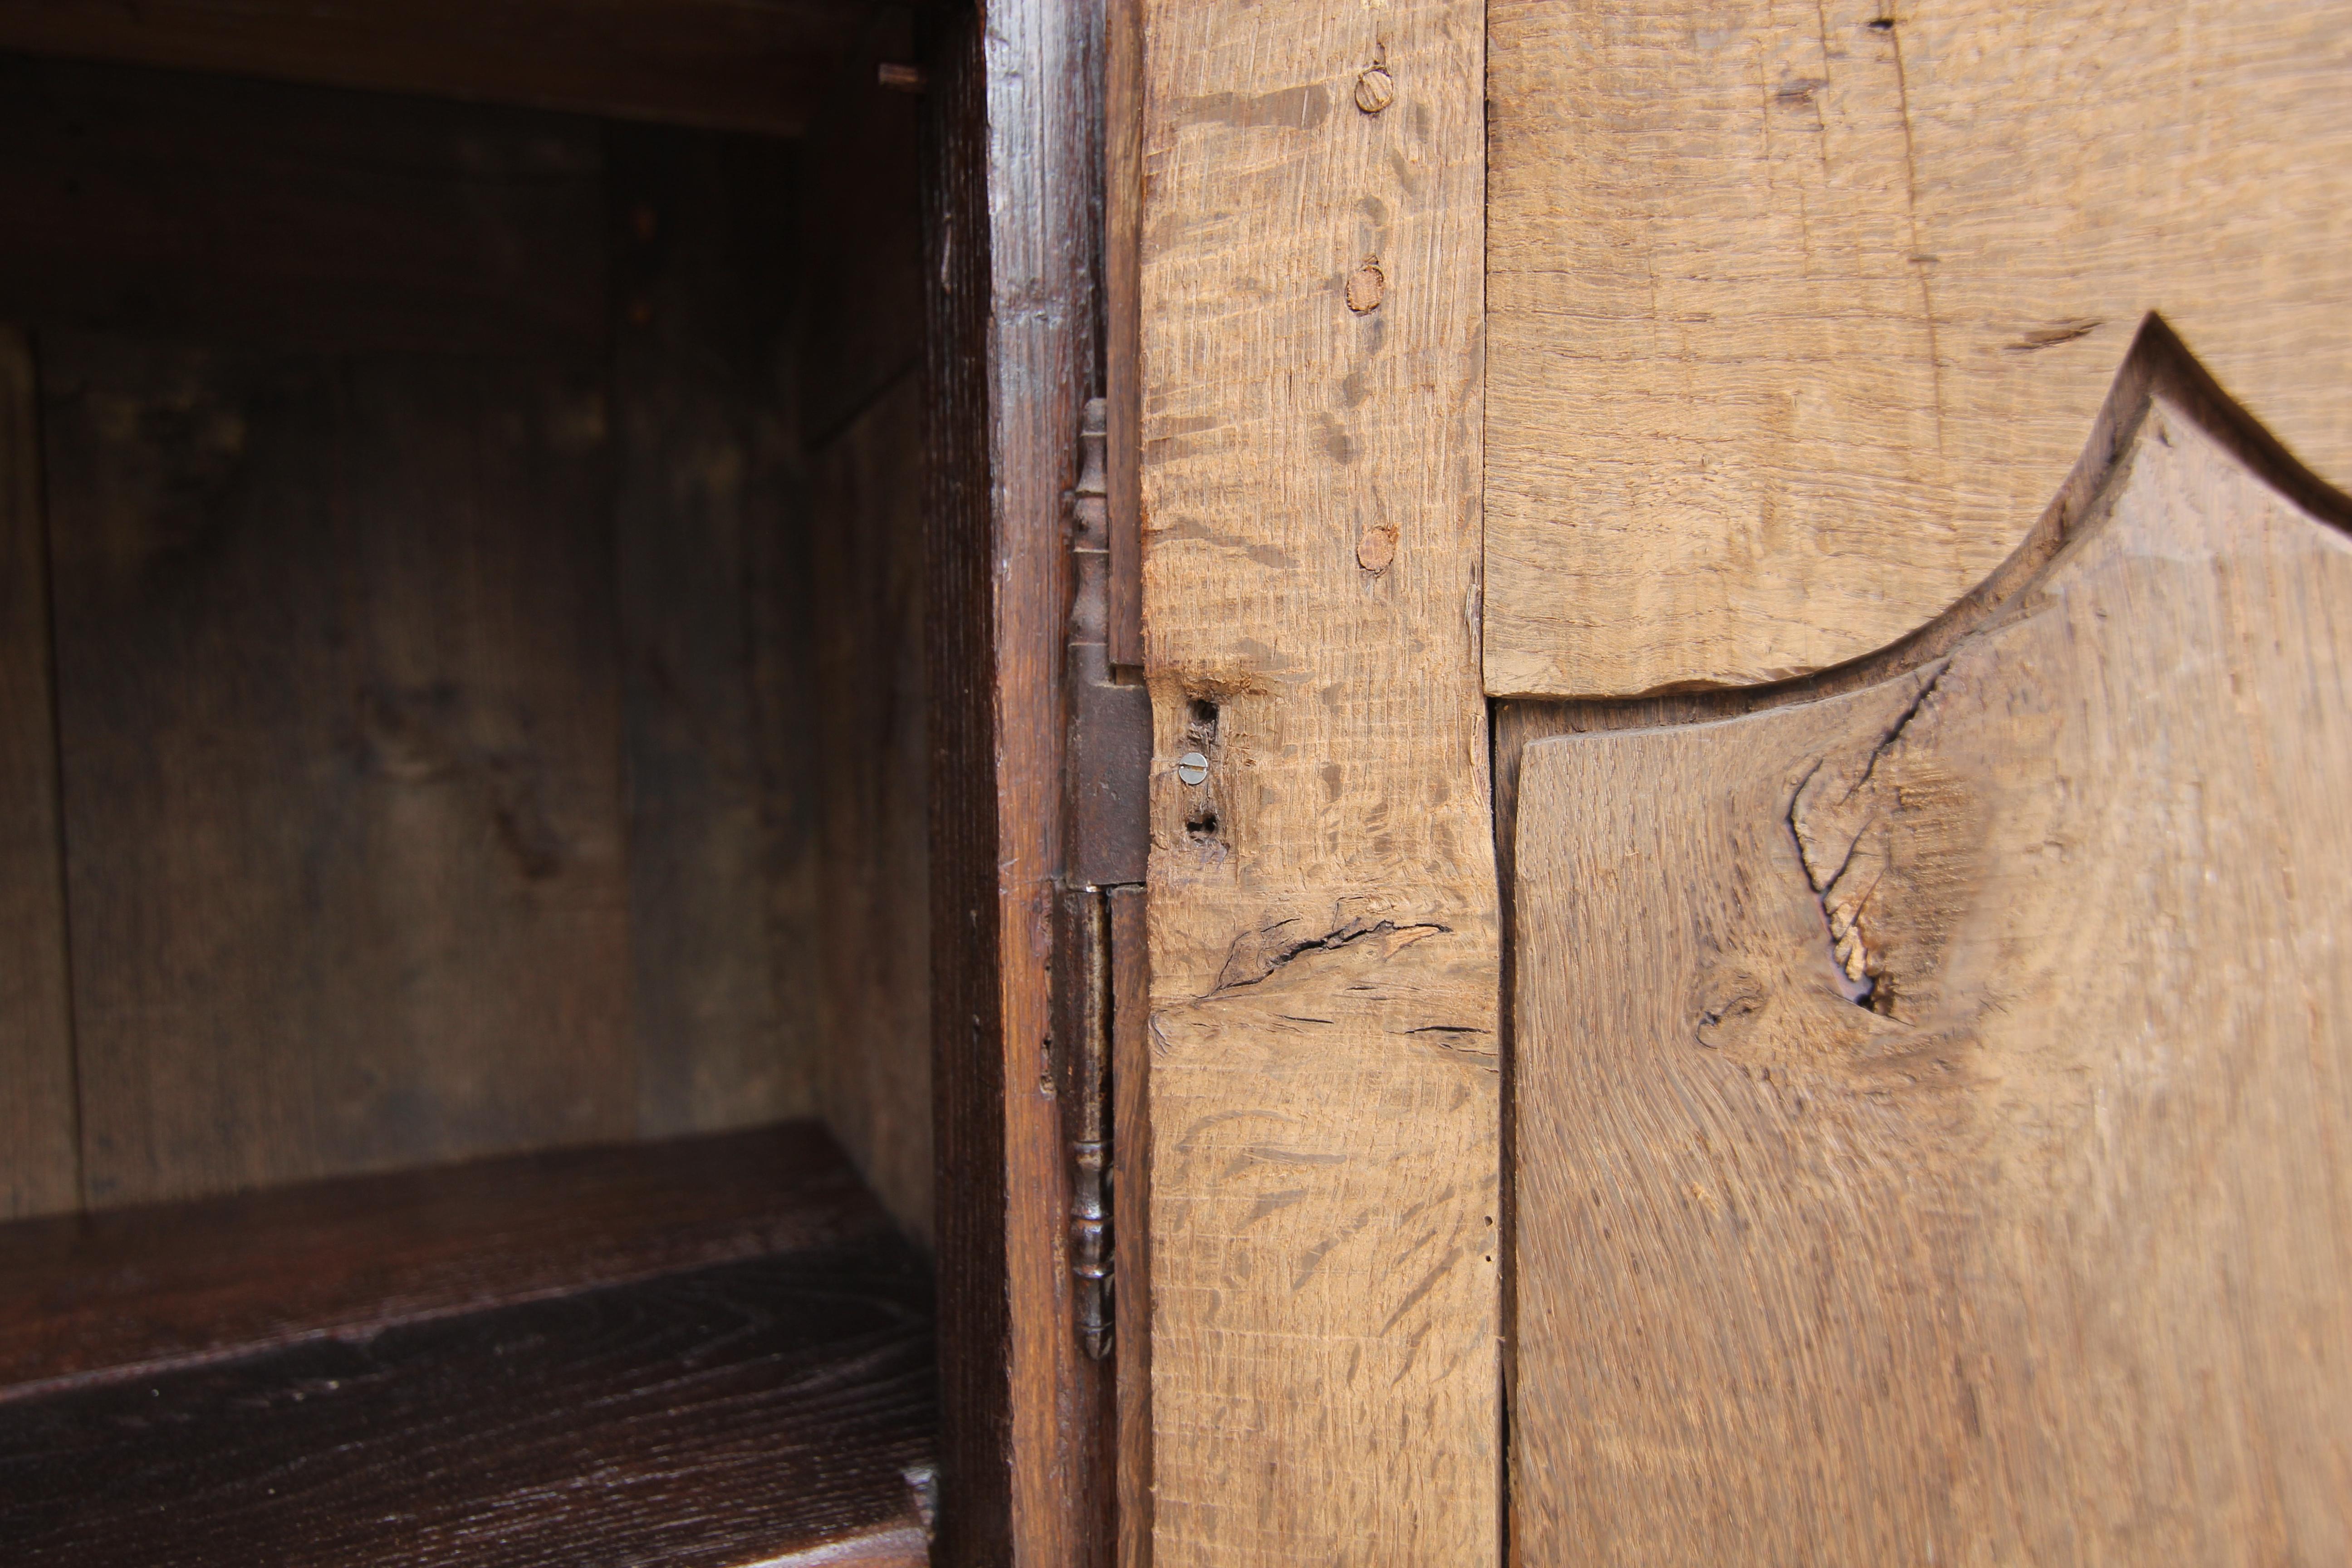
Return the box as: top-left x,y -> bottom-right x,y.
1497,311 -> 2352,1567
1507,313 -> 2352,740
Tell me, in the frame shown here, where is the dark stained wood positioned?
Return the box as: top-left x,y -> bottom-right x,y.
0,0 -> 882,141
0,1251 -> 933,1566
1103,0 -> 1143,671
799,6 -> 924,447
43,332 -> 635,1208
0,326 -> 78,1220
810,374 -> 933,1241
608,125 -> 816,1138
0,55 -> 608,358
921,7 -> 1013,1556
0,1121 -> 882,1397
803,14 -> 932,1241
921,0 -> 1107,1560
1109,884 -> 1152,1568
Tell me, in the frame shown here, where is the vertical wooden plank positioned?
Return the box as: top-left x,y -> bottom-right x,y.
922,0 -> 1104,1559
46,336 -> 634,1207
1109,883 -> 1153,1568
1103,0 -> 1144,671
810,374 -> 933,1242
0,325 -> 78,1219
1137,3 -> 1499,1563
608,125 -> 814,1139
803,6 -> 933,1245
979,0 -> 1103,1548
921,7 -> 1014,1557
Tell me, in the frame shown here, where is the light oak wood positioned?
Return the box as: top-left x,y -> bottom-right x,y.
0,326 -> 78,1219
1137,2 -> 1499,1561
1485,0 -> 2352,696
1510,386 -> 2352,1563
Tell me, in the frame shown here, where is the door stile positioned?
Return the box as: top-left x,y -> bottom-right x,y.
1134,3 -> 1502,1562
921,1 -> 1109,1562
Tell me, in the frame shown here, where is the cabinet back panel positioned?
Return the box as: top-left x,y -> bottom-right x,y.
43,334 -> 637,1207
0,329 -> 76,1218
0,58 -> 848,1214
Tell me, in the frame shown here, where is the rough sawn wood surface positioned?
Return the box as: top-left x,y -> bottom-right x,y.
1510,391 -> 2352,1563
1138,0 -> 1501,1561
1485,0 -> 2352,696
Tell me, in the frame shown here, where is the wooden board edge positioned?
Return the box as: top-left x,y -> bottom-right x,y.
1489,314 -> 2352,718
1481,313 -> 2352,703
0,323 -> 80,1222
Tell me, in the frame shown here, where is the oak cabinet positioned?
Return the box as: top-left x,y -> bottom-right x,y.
4,2 -> 2350,1565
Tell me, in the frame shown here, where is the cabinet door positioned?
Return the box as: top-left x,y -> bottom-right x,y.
1488,1 -> 2352,1563
1136,1 -> 2352,1563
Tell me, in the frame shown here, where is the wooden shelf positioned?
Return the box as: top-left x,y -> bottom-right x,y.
0,1124 -> 934,1567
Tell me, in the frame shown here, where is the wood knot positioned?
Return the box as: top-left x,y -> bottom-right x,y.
1353,67 -> 1394,115
1345,260 -> 1386,314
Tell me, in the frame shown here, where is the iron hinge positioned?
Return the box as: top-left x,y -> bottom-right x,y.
1059,397 -> 1148,1360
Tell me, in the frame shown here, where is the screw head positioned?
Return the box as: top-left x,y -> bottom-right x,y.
1176,751 -> 1210,786
1354,66 -> 1395,115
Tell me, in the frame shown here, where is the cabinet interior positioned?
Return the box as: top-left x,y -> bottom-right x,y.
0,19 -> 937,1562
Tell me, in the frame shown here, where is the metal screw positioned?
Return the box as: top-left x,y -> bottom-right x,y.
1177,751 -> 1210,786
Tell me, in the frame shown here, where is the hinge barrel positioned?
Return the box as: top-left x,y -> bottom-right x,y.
1060,398 -> 1148,1362
1070,889 -> 1113,1360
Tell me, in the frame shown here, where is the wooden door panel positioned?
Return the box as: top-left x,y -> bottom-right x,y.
1508,371 -> 2352,1562
1485,0 -> 2352,697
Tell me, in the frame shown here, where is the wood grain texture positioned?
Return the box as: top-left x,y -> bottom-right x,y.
1104,0 -> 1144,671
1137,3 -> 1500,1562
970,0 -> 1107,1558
0,1249 -> 934,1568
1510,390 -> 2352,1563
803,20 -> 932,1244
0,0 -> 878,140
1109,884 -> 1152,1568
610,126 -> 815,1140
812,373 -> 933,1243
0,1122 -> 886,1398
918,9 -> 1014,1558
43,333 -> 634,1207
0,55 -> 608,358
1486,0 -> 2352,696
919,1 -> 1109,1558
0,326 -> 78,1220
799,5 -> 923,449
